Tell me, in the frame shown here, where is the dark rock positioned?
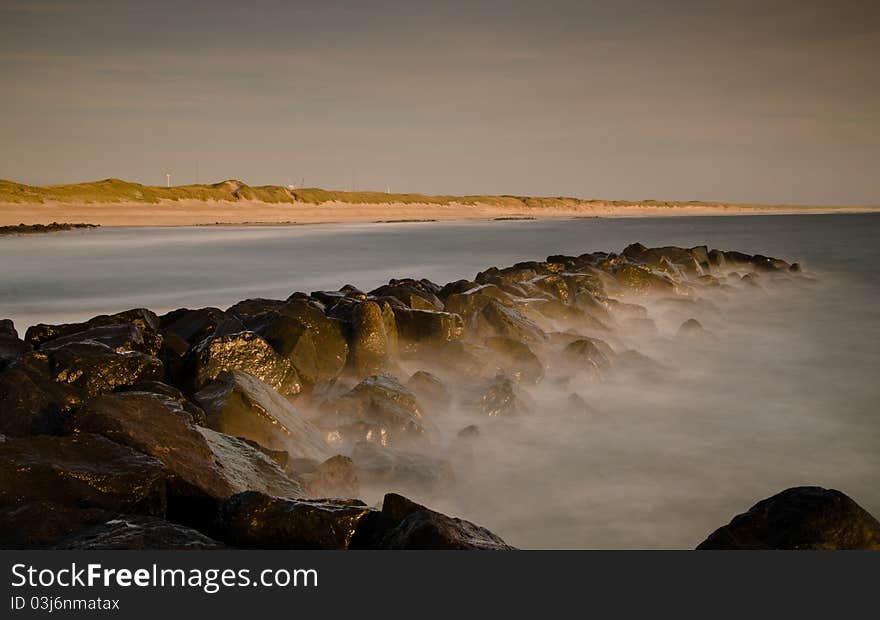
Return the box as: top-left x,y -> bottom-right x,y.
300,455 -> 360,499
187,331 -> 301,395
393,307 -> 464,353
25,309 -> 162,355
406,370 -> 451,416
160,307 -> 227,346
220,491 -> 373,549
563,338 -> 612,371
468,374 -> 534,417
350,441 -> 454,497
0,319 -> 17,338
351,493 -> 513,550
0,322 -> 31,370
369,279 -> 444,310
55,516 -> 225,550
697,487 -> 880,550
23,341 -> 163,398
612,264 -> 676,295
317,374 -> 429,448
484,336 -> 544,383
37,323 -> 154,354
348,301 -> 392,376
226,298 -> 285,331
0,366 -> 81,436
0,434 -> 168,547
195,370 -> 331,461
117,380 -> 206,425
478,300 -> 547,344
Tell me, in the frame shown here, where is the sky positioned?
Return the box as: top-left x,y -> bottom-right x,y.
0,0 -> 878,204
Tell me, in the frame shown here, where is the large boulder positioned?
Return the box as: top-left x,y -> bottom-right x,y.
350,441 -> 454,497
697,487 -> 880,550
0,366 -> 81,436
351,493 -> 513,550
160,307 -> 227,346
195,370 -> 332,461
19,341 -> 163,398
275,298 -> 349,383
484,337 -> 544,384
117,380 -> 206,425
467,374 -> 534,417
370,279 -> 444,310
297,455 -> 360,499
406,370 -> 451,416
186,331 -> 302,396
612,264 -> 677,295
393,307 -> 463,353
316,374 -> 430,448
0,319 -> 31,370
220,491 -> 374,549
348,301 -> 392,376
56,516 -> 225,550
477,300 -> 547,344
0,433 -> 168,548
25,309 -> 163,355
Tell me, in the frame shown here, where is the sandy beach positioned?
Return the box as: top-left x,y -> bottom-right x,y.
1,199 -> 878,228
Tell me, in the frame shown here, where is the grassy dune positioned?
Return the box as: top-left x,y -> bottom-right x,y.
0,177 -> 755,209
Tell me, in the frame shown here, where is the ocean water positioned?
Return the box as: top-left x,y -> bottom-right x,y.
1,214 -> 879,548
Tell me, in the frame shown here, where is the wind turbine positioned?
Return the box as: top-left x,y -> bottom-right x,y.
165,173 -> 171,188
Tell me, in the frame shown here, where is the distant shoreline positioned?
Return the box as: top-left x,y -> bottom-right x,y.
1,198 -> 878,229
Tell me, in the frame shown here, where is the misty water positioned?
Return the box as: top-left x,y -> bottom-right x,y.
2,214 -> 879,549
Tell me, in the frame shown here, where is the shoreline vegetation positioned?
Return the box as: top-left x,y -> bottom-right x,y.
1,178 -> 878,228
0,222 -> 99,236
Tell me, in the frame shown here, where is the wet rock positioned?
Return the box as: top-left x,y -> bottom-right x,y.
117,380 -> 206,425
220,491 -> 373,549
268,298 -> 349,385
563,338 -> 612,370
300,455 -> 360,499
0,366 -> 81,436
350,441 -> 454,497
614,350 -> 665,380
55,516 -> 225,550
187,331 -> 301,396
468,374 -> 534,417
160,307 -> 227,346
0,434 -> 168,547
444,285 -> 516,322
697,487 -> 880,550
370,279 -> 444,310
23,341 -> 163,398
406,370 -> 451,416
37,323 -> 152,354
226,298 -> 285,331
484,336 -> 544,383
0,320 -> 31,370
393,307 -> 464,353
612,264 -> 676,295
317,374 -> 429,448
478,300 -> 547,344
348,301 -> 392,376
195,370 -> 331,461
351,493 -> 513,550
26,309 -> 163,355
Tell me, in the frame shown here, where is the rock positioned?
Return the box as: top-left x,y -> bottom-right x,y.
187,331 -> 301,396
0,434 -> 168,547
0,321 -> 31,370
351,493 -> 513,550
350,441 -> 454,497
0,366 -> 81,436
393,307 -> 464,353
370,279 -> 445,310
406,370 -> 451,416
22,341 -> 163,398
300,455 -> 360,498
226,298 -> 285,331
612,264 -> 677,295
25,309 -> 162,355
697,487 -> 880,550
55,516 -> 225,550
348,301 -> 392,376
195,370 -> 332,461
220,491 -> 373,549
468,374 -> 534,417
316,374 -> 430,448
562,338 -> 612,371
484,336 -> 544,383
443,284 -> 516,322
117,380 -> 206,425
36,323 -> 153,354
478,300 -> 547,344
266,298 -> 349,386
160,307 -> 227,346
